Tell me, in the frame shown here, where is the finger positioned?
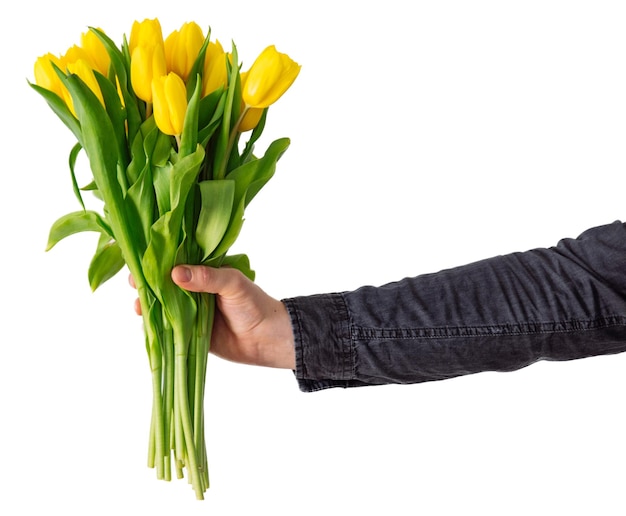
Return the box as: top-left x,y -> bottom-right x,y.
171,265 -> 246,297
134,297 -> 142,315
128,274 -> 136,289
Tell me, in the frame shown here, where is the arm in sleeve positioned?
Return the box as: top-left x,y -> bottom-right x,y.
284,221 -> 626,392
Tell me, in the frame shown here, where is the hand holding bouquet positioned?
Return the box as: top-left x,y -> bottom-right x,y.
31,18 -> 299,500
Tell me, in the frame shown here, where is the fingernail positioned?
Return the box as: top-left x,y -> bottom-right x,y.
173,265 -> 192,283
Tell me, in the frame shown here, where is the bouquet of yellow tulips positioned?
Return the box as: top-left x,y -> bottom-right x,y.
31,18 -> 299,499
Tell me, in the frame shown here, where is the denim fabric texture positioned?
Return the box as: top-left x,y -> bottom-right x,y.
283,221 -> 626,392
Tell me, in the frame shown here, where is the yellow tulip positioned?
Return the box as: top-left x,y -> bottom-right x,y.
241,45 -> 300,109
68,59 -> 104,102
201,40 -> 228,97
62,45 -> 92,67
81,28 -> 111,76
131,44 -> 167,103
34,53 -> 65,98
128,19 -> 167,103
152,72 -> 188,136
129,18 -> 164,55
60,58 -> 105,116
34,51 -> 104,116
238,107 -> 264,132
164,22 -> 205,81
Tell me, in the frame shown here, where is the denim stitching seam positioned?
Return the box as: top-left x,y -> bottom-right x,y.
351,315 -> 626,340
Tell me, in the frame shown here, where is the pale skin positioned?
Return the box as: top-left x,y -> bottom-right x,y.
131,265 -> 296,370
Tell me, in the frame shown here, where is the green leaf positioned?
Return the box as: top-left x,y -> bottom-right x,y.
205,137 -> 290,258
127,117 -> 172,187
218,253 -> 255,281
141,146 -> 204,343
81,180 -> 98,191
153,162 -> 173,215
198,87 -> 225,132
228,137 -> 290,207
179,75 -> 203,157
152,128 -> 174,167
185,27 -> 211,99
46,210 -> 110,251
212,43 -> 240,179
209,195 -> 245,259
169,145 -> 205,215
89,27 -> 142,146
68,143 -> 86,210
61,71 -> 144,284
29,81 -> 82,143
89,237 -> 125,291
94,70 -> 129,169
126,123 -> 149,186
142,210 -> 197,353
198,115 -> 223,150
240,108 -> 268,164
196,179 -> 235,261
142,212 -> 180,308
125,162 -> 153,251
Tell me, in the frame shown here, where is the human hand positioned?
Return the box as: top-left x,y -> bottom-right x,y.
131,266 -> 295,370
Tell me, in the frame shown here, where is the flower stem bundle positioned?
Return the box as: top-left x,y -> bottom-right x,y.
31,18 -> 299,500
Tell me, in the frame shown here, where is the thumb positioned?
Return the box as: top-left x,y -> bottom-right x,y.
171,264 -> 244,296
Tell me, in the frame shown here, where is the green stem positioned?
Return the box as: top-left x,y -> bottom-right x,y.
187,331 -> 197,421
162,319 -> 175,482
194,293 -> 214,490
173,373 -> 184,468
150,367 -> 165,479
148,397 -> 156,469
215,107 -> 246,180
139,286 -> 165,480
175,354 -> 205,499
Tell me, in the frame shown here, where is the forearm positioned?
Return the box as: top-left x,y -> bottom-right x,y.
284,221 -> 626,392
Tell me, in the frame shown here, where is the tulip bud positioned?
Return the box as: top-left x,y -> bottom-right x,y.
152,72 -> 188,136
129,18 -> 164,55
201,40 -> 228,97
241,45 -> 300,109
131,44 -> 167,103
81,28 -> 111,76
34,53 -> 65,98
164,22 -> 205,81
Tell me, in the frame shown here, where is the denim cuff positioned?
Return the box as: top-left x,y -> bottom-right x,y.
282,293 -> 363,392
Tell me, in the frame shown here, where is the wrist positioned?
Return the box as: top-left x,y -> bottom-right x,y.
259,300 -> 295,369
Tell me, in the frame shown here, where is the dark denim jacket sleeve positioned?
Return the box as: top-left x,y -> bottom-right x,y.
283,221 -> 626,392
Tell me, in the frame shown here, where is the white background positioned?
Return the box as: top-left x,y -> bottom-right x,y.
2,0 -> 626,514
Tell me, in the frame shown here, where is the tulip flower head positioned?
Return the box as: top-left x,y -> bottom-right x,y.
129,18 -> 167,104
164,21 -> 205,81
34,53 -> 66,99
80,28 -> 111,76
34,49 -> 105,117
152,72 -> 188,136
201,40 -> 228,97
129,18 -> 164,55
241,45 -> 300,109
131,44 -> 167,104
